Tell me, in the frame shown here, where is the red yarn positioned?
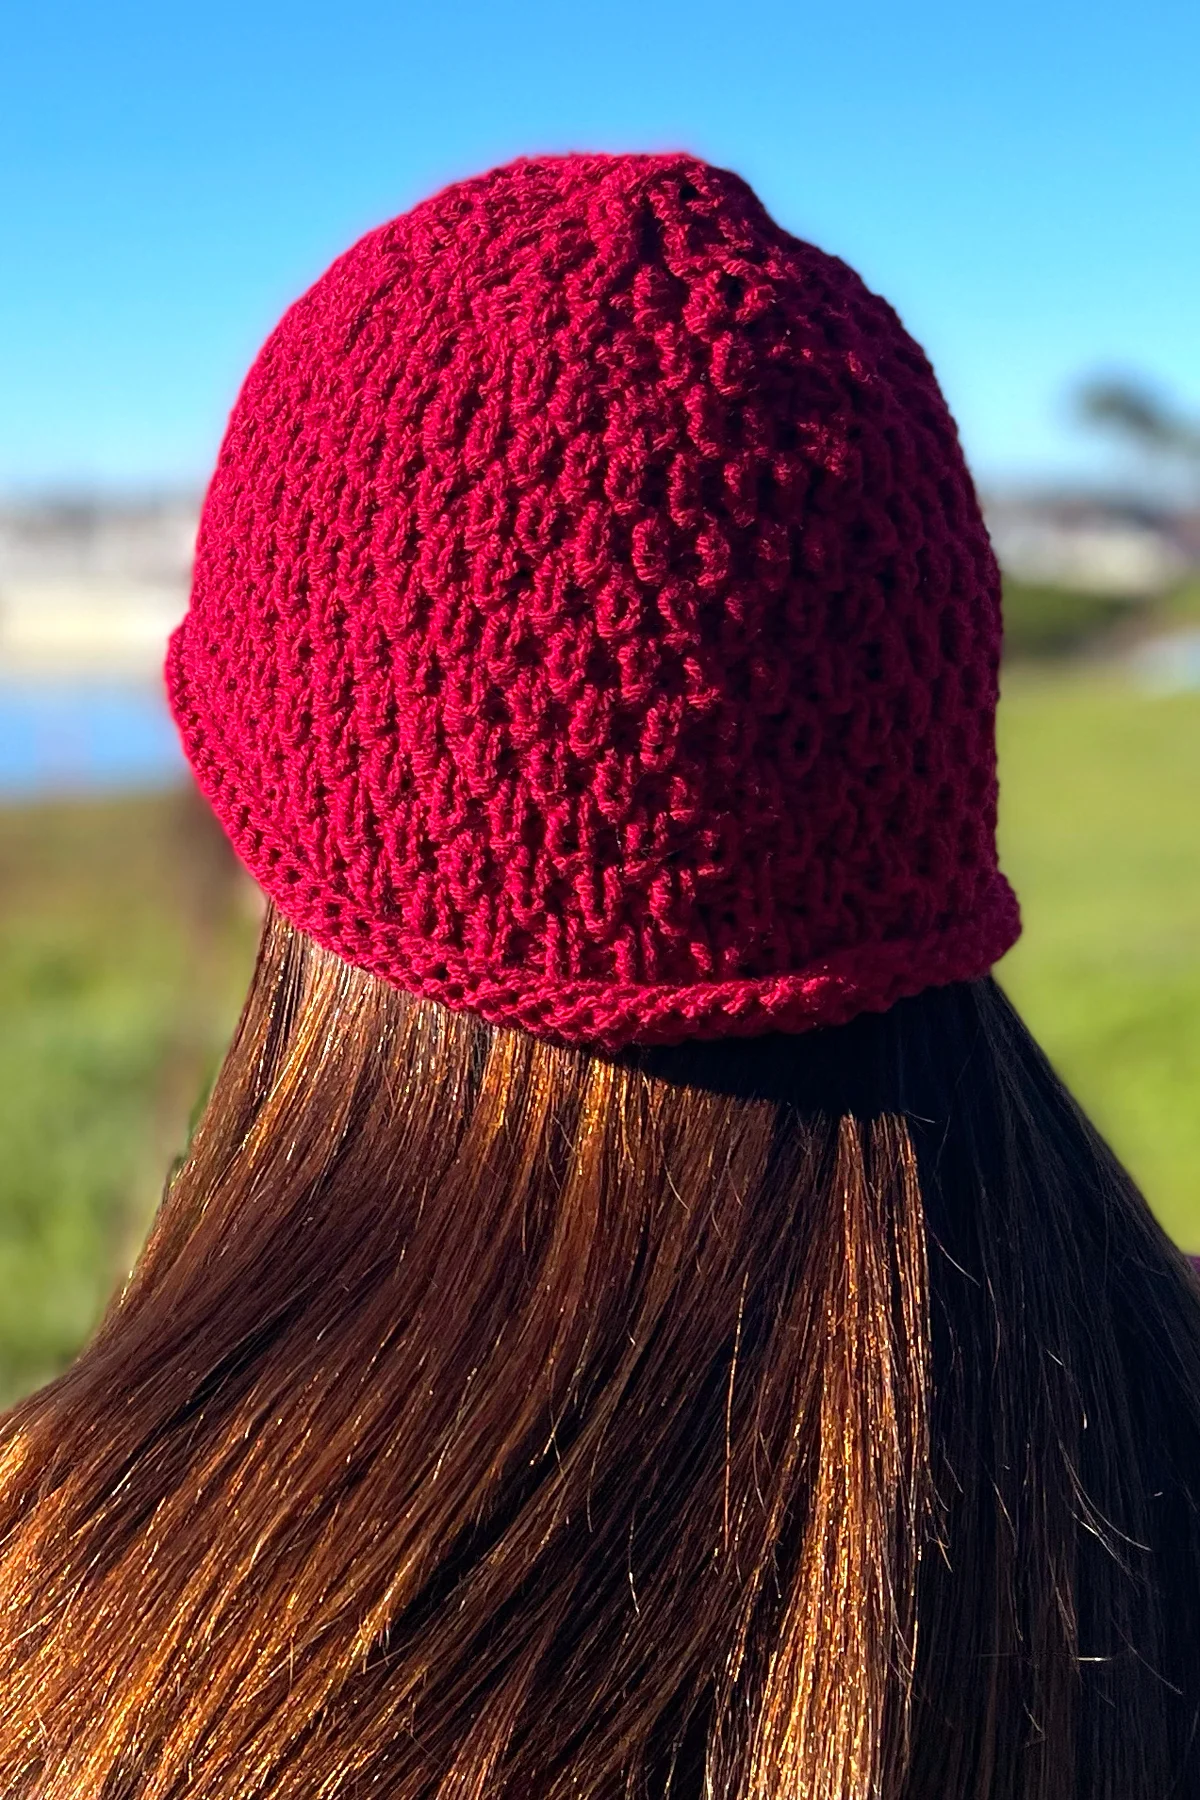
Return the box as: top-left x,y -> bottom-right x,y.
168,152 -> 1020,1051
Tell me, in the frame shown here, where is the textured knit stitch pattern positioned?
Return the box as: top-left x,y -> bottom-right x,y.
168,151 -> 1021,1051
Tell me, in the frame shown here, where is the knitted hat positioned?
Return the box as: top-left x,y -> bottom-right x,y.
167,152 -> 1020,1051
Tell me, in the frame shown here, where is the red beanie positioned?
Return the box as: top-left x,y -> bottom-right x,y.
168,152 -> 1020,1050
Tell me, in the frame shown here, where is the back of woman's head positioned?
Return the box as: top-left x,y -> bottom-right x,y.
4,915 -> 1199,1797
2,152 -> 1199,1799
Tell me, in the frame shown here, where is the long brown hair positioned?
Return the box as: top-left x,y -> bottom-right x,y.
1,906 -> 1199,1798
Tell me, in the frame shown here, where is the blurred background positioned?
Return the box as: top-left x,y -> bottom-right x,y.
2,0 -> 1198,1403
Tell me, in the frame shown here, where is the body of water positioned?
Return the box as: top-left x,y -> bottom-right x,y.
0,679 -> 186,797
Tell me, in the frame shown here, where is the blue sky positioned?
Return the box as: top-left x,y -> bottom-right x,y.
3,0 -> 1197,495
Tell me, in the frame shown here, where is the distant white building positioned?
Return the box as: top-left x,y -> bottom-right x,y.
1130,627 -> 1200,693
0,496 -> 197,677
983,493 -> 1192,597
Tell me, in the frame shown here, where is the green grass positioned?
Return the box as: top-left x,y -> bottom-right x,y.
0,793 -> 256,1405
995,669 -> 1200,1248
0,668 -> 1198,1404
